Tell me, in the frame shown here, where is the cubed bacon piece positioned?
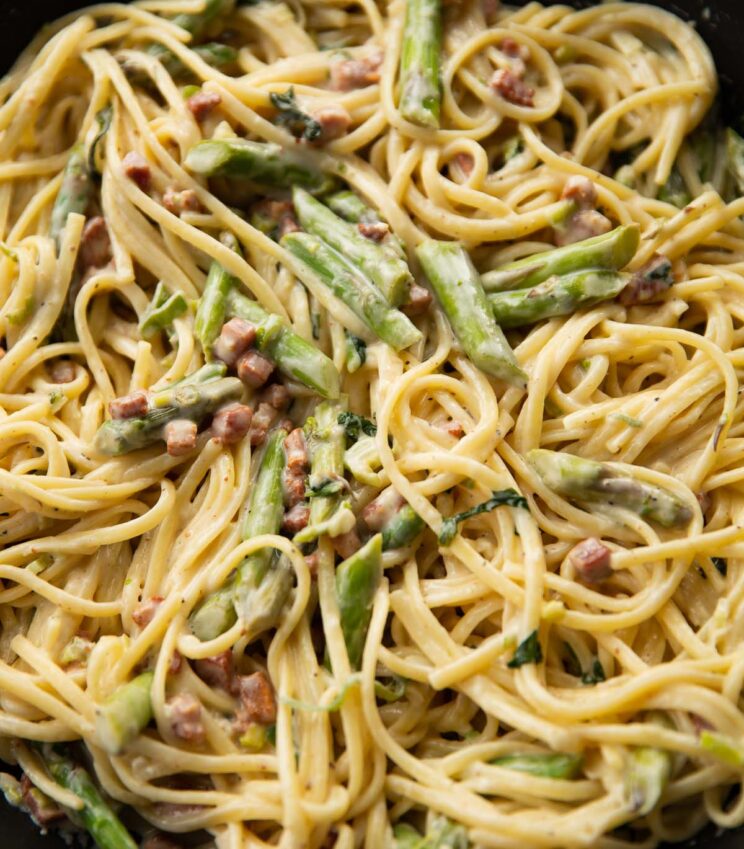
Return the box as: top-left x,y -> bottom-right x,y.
48,359 -> 76,384
401,283 -> 433,317
357,221 -> 390,242
194,651 -> 234,693
109,390 -> 149,420
249,402 -> 278,447
282,471 -> 306,508
618,254 -> 674,306
187,91 -> 222,122
502,37 -> 529,61
237,350 -> 274,389
438,419 -> 465,438
79,215 -> 112,270
122,151 -> 152,192
282,502 -> 310,534
163,187 -> 203,216
311,105 -> 352,142
213,317 -> 257,368
284,428 -> 309,473
490,69 -> 534,107
261,383 -> 290,411
555,209 -> 612,246
569,538 -> 612,584
361,489 -> 405,532
165,419 -> 198,457
329,51 -> 383,91
332,528 -> 362,560
454,152 -> 474,176
20,775 -> 66,828
166,693 -> 206,744
561,175 -> 597,209
235,670 -> 277,727
132,595 -> 163,628
143,834 -> 185,849
212,403 -> 253,445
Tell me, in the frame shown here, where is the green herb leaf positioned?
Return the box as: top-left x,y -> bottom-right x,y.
269,87 -> 322,142
507,630 -> 543,668
338,411 -> 377,442
345,331 -> 367,373
439,488 -> 528,545
581,658 -> 605,685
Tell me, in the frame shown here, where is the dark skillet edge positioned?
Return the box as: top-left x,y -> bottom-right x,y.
0,0 -> 742,846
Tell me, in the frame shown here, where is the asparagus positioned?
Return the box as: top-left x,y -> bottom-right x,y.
139,281 -> 188,339
50,143 -> 92,249
185,139 -> 337,194
282,231 -> 422,351
416,240 -> 527,388
95,671 -> 154,755
491,752 -> 583,779
94,376 -> 243,456
527,449 -> 693,528
194,238 -> 341,398
39,746 -> 137,849
657,166 -> 691,209
625,745 -> 672,816
292,187 -> 412,305
394,816 -> 469,849
398,0 -> 443,129
365,486 -> 425,550
294,401 -> 356,544
487,269 -> 627,328
481,225 -> 640,292
727,128 -> 744,196
336,533 -> 383,669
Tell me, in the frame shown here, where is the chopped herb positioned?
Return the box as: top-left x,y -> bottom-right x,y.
269,87 -> 322,142
581,658 -> 606,685
88,104 -> 113,178
712,557 -> 727,576
338,411 -> 377,442
345,331 -> 367,373
439,488 -> 528,545
306,475 -> 347,498
507,630 -> 543,668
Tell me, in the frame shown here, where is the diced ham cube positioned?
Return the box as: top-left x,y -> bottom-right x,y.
122,151 -> 152,192
569,538 -> 612,584
361,489 -> 404,532
187,91 -> 221,122
235,670 -> 277,727
194,651 -> 235,693
249,402 -> 278,447
109,390 -> 149,420
261,383 -> 290,411
212,403 -> 253,445
237,350 -> 274,389
79,215 -> 112,270
284,428 -> 309,473
561,175 -> 597,209
282,502 -> 310,534
132,595 -> 163,628
311,105 -> 352,142
618,254 -> 674,306
454,152 -> 474,176
163,188 -> 202,216
165,419 -> 197,457
166,693 -> 206,744
213,317 -> 257,368
329,51 -> 383,91
357,221 -> 390,242
401,283 -> 432,317
490,69 -> 534,107
555,209 -> 612,246
332,529 -> 362,560
48,359 -> 76,384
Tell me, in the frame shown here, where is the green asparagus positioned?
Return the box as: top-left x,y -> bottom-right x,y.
336,533 -> 383,669
292,187 -> 412,306
294,402 -> 356,544
50,144 -> 92,249
394,815 -> 469,849
657,166 -> 691,208
345,331 -> 367,373
488,269 -> 627,328
625,745 -> 673,815
363,486 -> 425,550
139,281 -> 188,339
527,449 -> 693,528
491,752 -> 583,779
416,240 -> 527,388
185,139 -> 336,194
146,0 -> 236,66
398,0 -> 443,128
282,230 -> 422,351
481,225 -> 640,292
727,128 -> 744,196
94,375 -> 242,456
95,671 -> 154,755
326,189 -> 406,257
39,745 -> 137,849
700,730 -> 744,767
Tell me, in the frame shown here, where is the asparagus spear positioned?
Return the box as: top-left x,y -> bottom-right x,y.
625,745 -> 673,816
191,428 -> 290,640
139,281 -> 188,339
294,401 -> 356,544
50,143 -> 92,249
394,815 -> 469,849
491,752 -> 583,779
292,187 -> 412,305
399,0 -> 443,129
94,376 -> 243,456
487,269 -> 627,328
185,139 -> 337,194
39,746 -> 137,849
336,533 -> 383,669
416,240 -> 527,388
282,231 -> 422,351
95,671 -> 154,755
527,449 -> 692,528
727,128 -> 744,196
363,486 -> 425,550
481,225 -> 640,292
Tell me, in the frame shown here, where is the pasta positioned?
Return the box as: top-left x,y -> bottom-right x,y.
0,0 -> 743,847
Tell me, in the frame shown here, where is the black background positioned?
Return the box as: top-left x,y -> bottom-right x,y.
0,0 -> 741,846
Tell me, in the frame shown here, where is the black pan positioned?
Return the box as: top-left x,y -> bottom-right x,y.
0,0 -> 741,846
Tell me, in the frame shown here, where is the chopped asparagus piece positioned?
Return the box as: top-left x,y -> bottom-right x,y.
95,671 -> 154,755
382,504 -> 425,551
416,240 -> 527,388
336,533 -> 383,668
491,752 -> 583,779
625,745 -> 673,815
394,815 -> 469,848
399,0 -> 443,128
527,449 -> 693,528
700,730 -> 744,768
50,143 -> 92,249
657,167 -> 691,208
139,281 -> 188,339
282,230 -> 422,351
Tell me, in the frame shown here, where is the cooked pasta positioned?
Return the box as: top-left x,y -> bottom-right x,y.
0,1 -> 743,847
